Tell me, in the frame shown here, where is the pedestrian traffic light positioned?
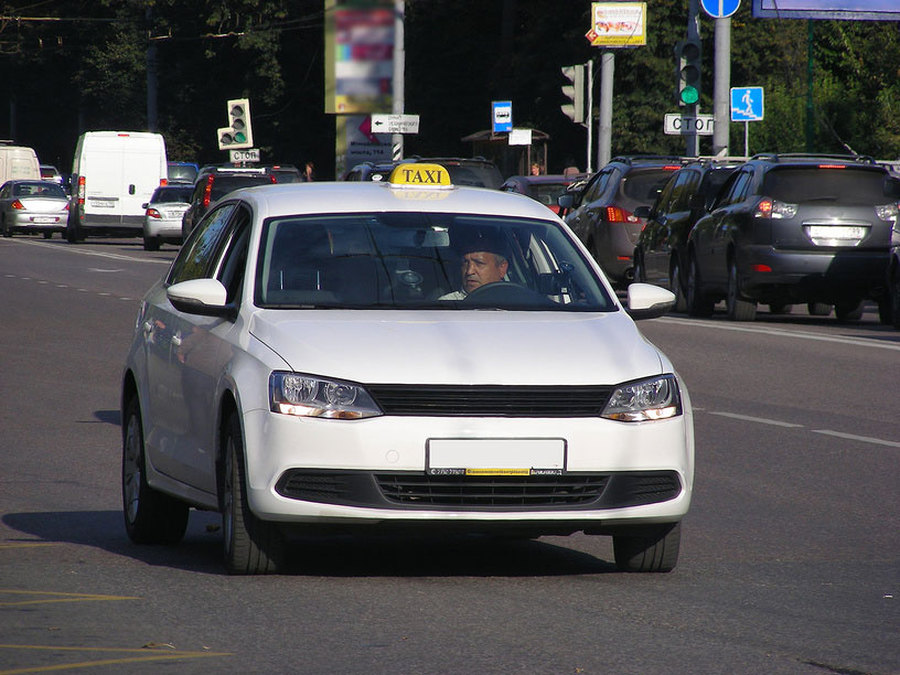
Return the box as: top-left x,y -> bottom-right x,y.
675,39 -> 701,107
217,98 -> 254,150
560,65 -> 585,124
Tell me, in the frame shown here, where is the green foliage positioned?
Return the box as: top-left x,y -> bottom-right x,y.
0,0 -> 898,177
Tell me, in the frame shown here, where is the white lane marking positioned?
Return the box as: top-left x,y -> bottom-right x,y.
709,411 -> 804,428
89,267 -> 124,273
811,429 -> 900,448
4,238 -> 171,265
657,316 -> 900,352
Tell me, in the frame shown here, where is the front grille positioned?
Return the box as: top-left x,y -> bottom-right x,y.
275,469 -> 681,511
366,384 -> 613,417
376,473 -> 607,507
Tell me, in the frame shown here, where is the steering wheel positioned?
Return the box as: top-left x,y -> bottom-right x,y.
463,281 -> 553,307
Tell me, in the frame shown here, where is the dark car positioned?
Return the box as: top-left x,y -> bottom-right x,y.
633,158 -> 743,311
167,161 -> 199,185
181,166 -> 276,240
685,153 -> 900,322
500,174 -> 586,215
886,233 -> 900,329
344,157 -> 504,189
563,156 -> 687,287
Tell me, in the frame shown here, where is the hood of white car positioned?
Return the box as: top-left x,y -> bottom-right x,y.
248,309 -> 666,386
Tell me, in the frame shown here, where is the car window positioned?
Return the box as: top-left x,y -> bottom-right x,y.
168,203 -> 237,285
13,182 -> 66,198
622,169 -> 677,203
152,187 -> 193,203
701,167 -> 736,209
761,166 -> 898,204
210,174 -> 272,200
672,170 -> 700,210
716,170 -> 751,208
582,170 -> 613,203
254,212 -> 616,311
216,207 -> 253,304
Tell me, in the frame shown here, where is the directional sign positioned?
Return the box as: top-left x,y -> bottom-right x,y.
492,101 -> 513,133
664,113 -> 714,136
730,87 -> 764,122
700,0 -> 740,19
370,114 -> 420,135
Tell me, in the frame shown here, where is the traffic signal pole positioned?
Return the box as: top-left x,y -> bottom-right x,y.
597,51 -> 614,170
712,16 -> 731,156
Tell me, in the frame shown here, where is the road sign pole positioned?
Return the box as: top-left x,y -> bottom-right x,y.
391,0 -> 405,161
744,121 -> 749,158
712,17 -> 731,157
586,58 -> 593,173
684,0 -> 700,157
597,51 -> 614,171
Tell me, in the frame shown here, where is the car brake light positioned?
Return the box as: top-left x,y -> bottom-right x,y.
146,208 -> 162,219
752,264 -> 772,272
606,206 -> 639,223
77,175 -> 85,206
11,199 -> 24,210
270,175 -> 277,184
202,175 -> 214,208
817,164 -> 846,169
662,165 -> 681,171
160,178 -> 168,186
754,198 -> 797,219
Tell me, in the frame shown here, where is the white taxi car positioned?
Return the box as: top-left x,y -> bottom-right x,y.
121,164 -> 694,575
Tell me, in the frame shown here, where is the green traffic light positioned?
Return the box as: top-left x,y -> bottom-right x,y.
680,86 -> 699,105
234,132 -> 246,143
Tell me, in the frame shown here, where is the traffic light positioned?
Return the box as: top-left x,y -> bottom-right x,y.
560,65 -> 585,124
217,98 -> 254,150
675,39 -> 702,107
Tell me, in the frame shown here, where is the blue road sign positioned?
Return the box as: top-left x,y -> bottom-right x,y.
701,0 -> 741,18
731,87 -> 764,122
492,101 -> 513,133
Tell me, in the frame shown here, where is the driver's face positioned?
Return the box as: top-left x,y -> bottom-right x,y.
461,251 -> 508,293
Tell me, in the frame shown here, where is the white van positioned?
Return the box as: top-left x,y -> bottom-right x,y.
0,142 -> 41,184
68,131 -> 168,242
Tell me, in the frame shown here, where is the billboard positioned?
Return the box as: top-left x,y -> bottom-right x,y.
324,0 -> 395,114
586,2 -> 647,47
752,0 -> 900,21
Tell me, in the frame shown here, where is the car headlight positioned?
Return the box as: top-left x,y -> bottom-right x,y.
269,372 -> 383,420
602,374 -> 681,422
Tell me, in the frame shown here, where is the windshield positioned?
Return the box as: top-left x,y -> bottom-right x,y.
152,186 -> 193,203
255,212 -> 615,311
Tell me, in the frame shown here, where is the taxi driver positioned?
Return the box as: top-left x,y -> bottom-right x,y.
440,228 -> 509,300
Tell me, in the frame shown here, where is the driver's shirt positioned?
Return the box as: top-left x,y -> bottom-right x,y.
439,289 -> 467,300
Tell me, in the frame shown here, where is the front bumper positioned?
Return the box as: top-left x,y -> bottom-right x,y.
239,408 -> 694,529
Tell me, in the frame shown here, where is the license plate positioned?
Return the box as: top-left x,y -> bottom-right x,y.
426,438 -> 566,476
805,225 -> 866,241
31,217 -> 57,223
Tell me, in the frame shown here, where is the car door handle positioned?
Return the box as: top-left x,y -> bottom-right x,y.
171,334 -> 182,347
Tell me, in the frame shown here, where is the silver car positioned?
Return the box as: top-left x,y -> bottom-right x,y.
142,184 -> 193,251
0,180 -> 70,239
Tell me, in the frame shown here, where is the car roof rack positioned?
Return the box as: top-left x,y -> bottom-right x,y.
750,152 -> 876,164
608,155 -> 688,166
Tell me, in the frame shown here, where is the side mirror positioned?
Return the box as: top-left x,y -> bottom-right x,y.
557,193 -> 574,210
167,278 -> 236,320
633,205 -> 652,219
625,283 -> 676,320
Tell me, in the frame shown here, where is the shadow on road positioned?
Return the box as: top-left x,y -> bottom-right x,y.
2,510 -> 618,577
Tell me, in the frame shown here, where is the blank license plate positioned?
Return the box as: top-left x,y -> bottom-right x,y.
426,438 -> 566,476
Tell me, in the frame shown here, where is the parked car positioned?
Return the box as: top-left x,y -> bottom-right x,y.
344,157 -> 504,189
39,164 -> 65,187
633,158 -> 743,311
500,174 -> 586,214
121,163 -> 693,575
181,166 -> 276,240
142,184 -> 193,251
685,153 -> 900,322
563,156 -> 687,287
0,179 -> 70,238
887,230 -> 900,329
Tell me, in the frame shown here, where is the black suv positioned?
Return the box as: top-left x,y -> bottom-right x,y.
887,231 -> 900,329
181,166 -> 275,239
343,156 -> 503,189
563,155 -> 687,287
685,154 -> 900,322
633,158 -> 743,311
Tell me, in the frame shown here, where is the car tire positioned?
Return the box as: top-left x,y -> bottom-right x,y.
1,217 -> 11,237
892,272 -> 900,330
143,236 -> 160,252
633,250 -> 646,283
122,396 -> 189,545
222,411 -> 286,575
807,302 -> 832,317
835,298 -> 864,323
669,259 -> 687,313
726,260 -> 756,321
686,255 -> 714,317
613,521 -> 681,573
876,294 -> 893,326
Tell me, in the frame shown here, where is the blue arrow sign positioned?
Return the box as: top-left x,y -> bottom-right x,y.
701,0 -> 741,19
730,87 -> 764,122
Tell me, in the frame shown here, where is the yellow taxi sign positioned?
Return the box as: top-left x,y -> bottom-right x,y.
388,163 -> 452,188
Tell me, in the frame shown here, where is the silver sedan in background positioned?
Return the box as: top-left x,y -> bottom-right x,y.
142,184 -> 193,251
0,180 -> 70,239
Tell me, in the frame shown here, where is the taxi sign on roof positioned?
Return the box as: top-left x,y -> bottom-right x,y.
389,163 -> 452,188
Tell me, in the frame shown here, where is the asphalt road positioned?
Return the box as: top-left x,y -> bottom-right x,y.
1,236 -> 898,675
